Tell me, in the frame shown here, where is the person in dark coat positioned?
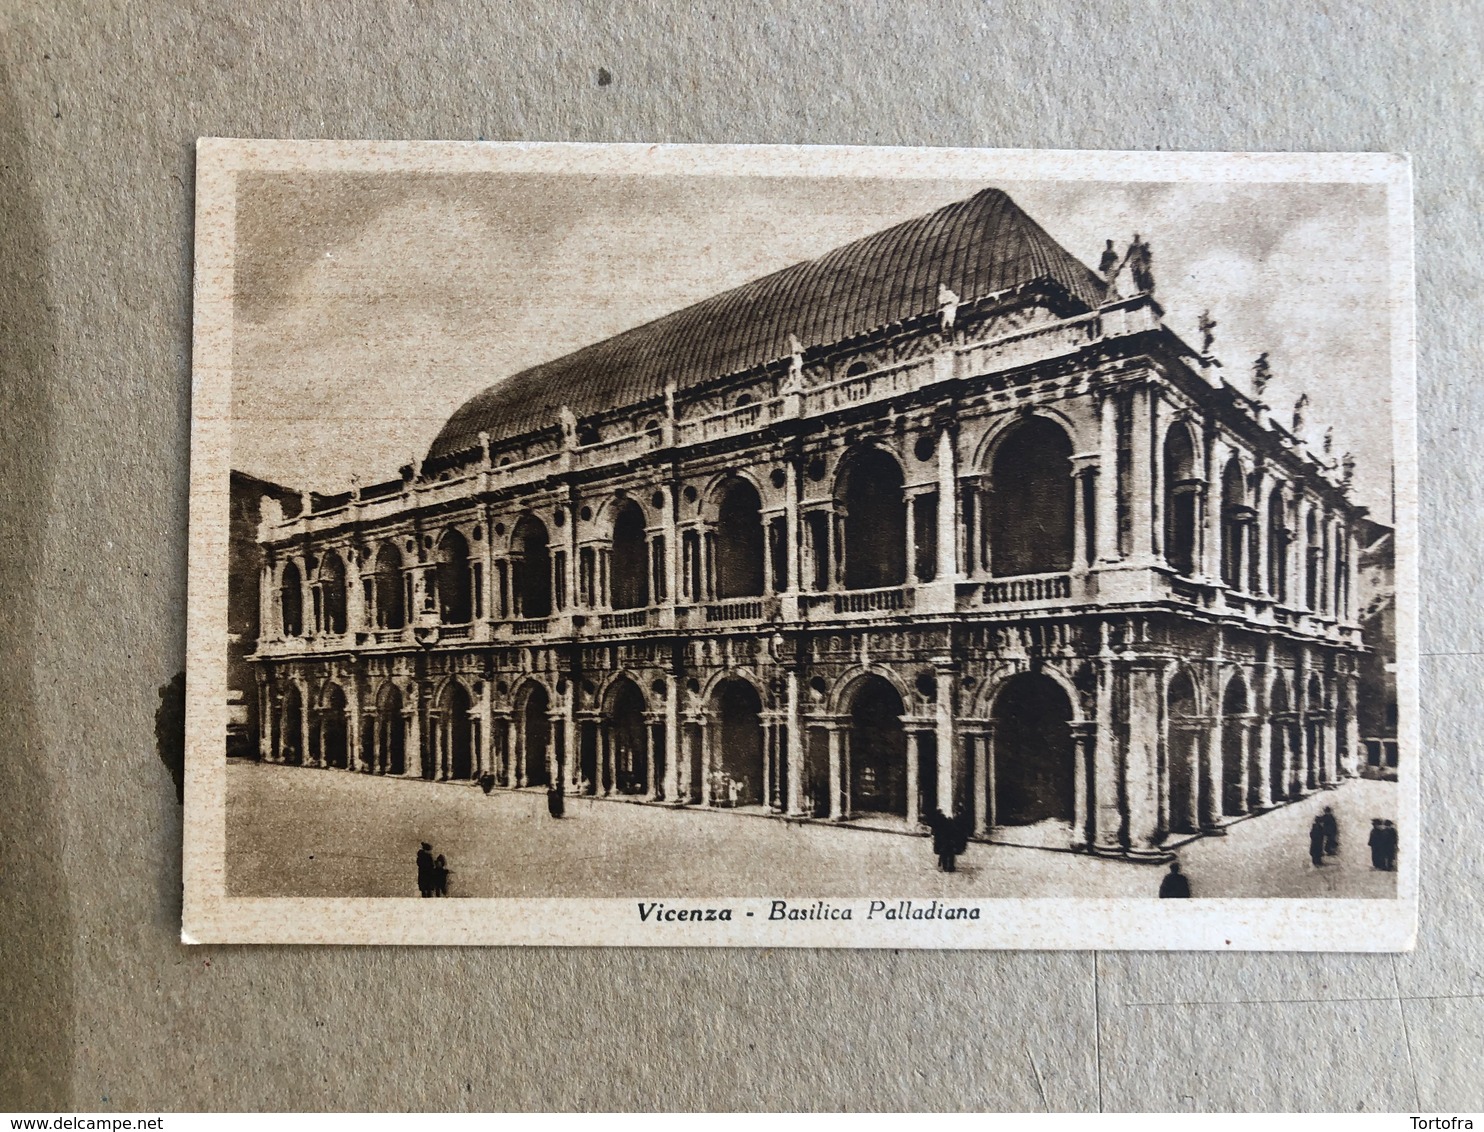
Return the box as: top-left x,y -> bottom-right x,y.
1320,806 -> 1340,856
1382,820 -> 1399,871
924,808 -> 960,872
415,842 -> 435,897
1309,816 -> 1327,866
433,853 -> 450,897
547,783 -> 565,819
1368,819 -> 1386,869
478,772 -> 496,795
1158,860 -> 1191,898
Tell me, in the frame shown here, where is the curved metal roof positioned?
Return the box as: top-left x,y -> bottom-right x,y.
429,188 -> 1106,461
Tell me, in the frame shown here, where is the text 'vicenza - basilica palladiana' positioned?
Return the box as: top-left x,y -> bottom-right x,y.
244,188 -> 1371,861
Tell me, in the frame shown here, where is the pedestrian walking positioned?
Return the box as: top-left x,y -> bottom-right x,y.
478,772 -> 496,795
433,853 -> 450,897
547,782 -> 565,819
1382,820 -> 1399,871
1320,806 -> 1340,856
1368,819 -> 1386,869
1309,816 -> 1327,867
1158,860 -> 1191,898
415,842 -> 435,897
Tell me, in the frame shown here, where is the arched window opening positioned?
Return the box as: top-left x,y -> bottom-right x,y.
611,501 -> 650,610
520,683 -> 551,788
314,553 -> 348,635
607,680 -> 648,795
434,530 -> 472,625
846,361 -> 869,378
377,685 -> 406,776
1305,673 -> 1325,789
280,560 -> 303,638
988,418 -> 1074,577
511,514 -> 552,619
440,682 -> 474,780
1220,460 -> 1251,589
715,479 -> 765,599
847,675 -> 907,818
320,684 -> 349,770
1166,669 -> 1204,833
372,544 -> 405,630
1163,425 -> 1200,578
1221,675 -> 1249,816
1266,492 -> 1288,602
712,679 -> 764,807
838,447 -> 906,590
992,672 -> 1075,826
279,683 -> 304,764
1268,677 -> 1291,802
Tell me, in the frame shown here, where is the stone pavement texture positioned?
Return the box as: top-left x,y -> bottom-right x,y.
228,761 -> 1398,901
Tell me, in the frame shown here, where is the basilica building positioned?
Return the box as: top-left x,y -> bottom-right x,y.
246,187 -> 1369,860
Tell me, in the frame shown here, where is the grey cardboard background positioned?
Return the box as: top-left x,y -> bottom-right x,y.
0,0 -> 1477,1112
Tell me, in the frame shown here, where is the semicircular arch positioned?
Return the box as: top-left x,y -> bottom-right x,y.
827,665 -> 913,717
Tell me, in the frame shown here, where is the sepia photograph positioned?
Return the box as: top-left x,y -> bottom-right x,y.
184,142 -> 1416,947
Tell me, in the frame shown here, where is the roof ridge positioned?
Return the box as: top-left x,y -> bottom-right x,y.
429,187 -> 1105,461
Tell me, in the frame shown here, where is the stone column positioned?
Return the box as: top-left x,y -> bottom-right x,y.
826,721 -> 844,821
1071,465 -> 1088,569
784,459 -> 801,595
1203,711 -> 1224,827
299,684 -> 314,767
645,719 -> 662,801
1071,720 -> 1095,848
1096,391 -> 1120,562
405,700 -> 422,779
1130,384 -> 1155,563
547,712 -> 563,790
1232,716 -> 1254,815
1203,437 -> 1224,583
935,663 -> 957,817
299,556 -> 315,640
697,716 -> 712,805
1183,728 -> 1204,832
903,496 -> 918,582
1252,471 -> 1270,598
663,681 -> 681,803
348,683 -> 363,772
1343,675 -> 1361,778
258,680 -> 274,761
1252,661 -> 1273,808
905,729 -> 922,828
435,712 -> 450,780
970,728 -> 991,837
1093,647 -> 1122,852
936,426 -> 959,583
760,716 -> 777,811
786,671 -> 805,816
1125,659 -> 1164,857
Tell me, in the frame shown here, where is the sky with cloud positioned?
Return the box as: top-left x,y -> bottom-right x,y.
231,171 -> 1395,521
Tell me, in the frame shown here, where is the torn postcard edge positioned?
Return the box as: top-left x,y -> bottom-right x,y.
183,141 -> 1417,948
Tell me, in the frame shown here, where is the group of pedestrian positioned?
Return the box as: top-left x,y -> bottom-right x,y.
1368,819 -> 1400,871
1308,806 -> 1341,866
1306,806 -> 1401,872
924,808 -> 970,872
415,841 -> 451,897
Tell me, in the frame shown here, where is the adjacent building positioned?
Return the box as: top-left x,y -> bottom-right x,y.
243,187 -> 1372,860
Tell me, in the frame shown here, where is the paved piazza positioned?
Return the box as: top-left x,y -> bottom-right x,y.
226,761 -> 1399,901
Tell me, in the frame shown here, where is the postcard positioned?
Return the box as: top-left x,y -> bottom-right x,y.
184,142 -> 1415,947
